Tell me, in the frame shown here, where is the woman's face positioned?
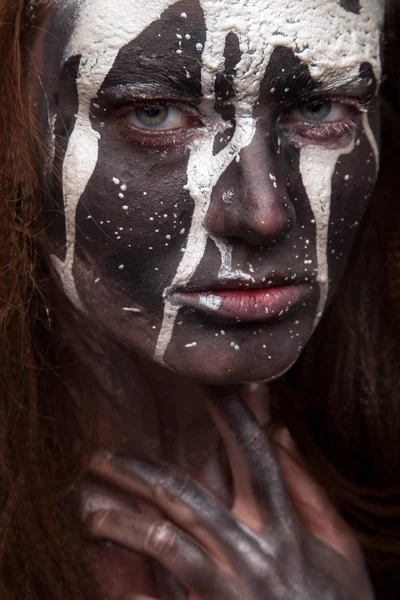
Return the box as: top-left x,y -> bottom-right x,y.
34,0 -> 383,383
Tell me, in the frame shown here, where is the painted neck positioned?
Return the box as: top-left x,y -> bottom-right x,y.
51,304 -> 233,499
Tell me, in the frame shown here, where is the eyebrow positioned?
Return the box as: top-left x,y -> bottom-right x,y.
96,70 -> 377,114
314,71 -> 377,102
265,67 -> 377,106
98,81 -> 202,105
98,58 -> 203,103
76,45 -> 378,110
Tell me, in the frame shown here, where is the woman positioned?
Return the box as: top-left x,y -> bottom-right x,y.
0,0 -> 399,598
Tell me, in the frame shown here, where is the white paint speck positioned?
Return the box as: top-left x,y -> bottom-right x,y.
198,294 -> 222,311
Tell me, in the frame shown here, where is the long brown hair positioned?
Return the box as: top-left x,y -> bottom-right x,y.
0,1 -> 399,599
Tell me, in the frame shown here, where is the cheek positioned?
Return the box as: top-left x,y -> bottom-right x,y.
281,117 -> 378,300
327,134 -> 378,288
69,131 -> 196,310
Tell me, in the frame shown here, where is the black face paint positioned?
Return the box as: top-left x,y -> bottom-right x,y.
34,0 -> 383,384
340,0 -> 361,14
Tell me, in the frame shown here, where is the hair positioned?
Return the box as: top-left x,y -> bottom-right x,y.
0,1 -> 399,598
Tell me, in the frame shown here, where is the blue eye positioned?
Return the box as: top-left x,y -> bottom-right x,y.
288,101 -> 350,123
126,104 -> 188,130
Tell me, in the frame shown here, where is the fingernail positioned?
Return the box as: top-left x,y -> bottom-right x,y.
278,428 -> 297,454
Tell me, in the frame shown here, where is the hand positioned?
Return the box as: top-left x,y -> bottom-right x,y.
85,387 -> 374,600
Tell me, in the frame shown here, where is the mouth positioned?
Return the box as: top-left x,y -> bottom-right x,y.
171,278 -> 314,323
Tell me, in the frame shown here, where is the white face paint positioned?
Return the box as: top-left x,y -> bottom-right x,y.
155,0 -> 383,361
299,138 -> 356,325
51,0 -> 383,366
211,237 -> 255,282
51,0 -> 178,307
198,294 -> 223,311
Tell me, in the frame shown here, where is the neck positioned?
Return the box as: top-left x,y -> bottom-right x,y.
54,309 -> 235,502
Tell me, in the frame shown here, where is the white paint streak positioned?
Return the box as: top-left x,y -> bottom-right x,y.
299,139 -> 355,326
211,237 -> 254,281
155,0 -> 383,362
362,111 -> 380,175
52,0 -> 383,363
52,0 -> 178,307
198,294 -> 223,311
48,113 -> 58,173
300,112 -> 379,328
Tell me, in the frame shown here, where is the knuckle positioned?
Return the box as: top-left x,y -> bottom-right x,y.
86,509 -> 112,538
157,469 -> 193,503
238,427 -> 266,455
144,520 -> 178,558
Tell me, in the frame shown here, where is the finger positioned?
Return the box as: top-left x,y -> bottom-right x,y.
90,452 -> 257,566
88,509 -> 241,600
153,564 -> 188,600
276,428 -> 360,559
208,387 -> 291,523
205,392 -> 267,530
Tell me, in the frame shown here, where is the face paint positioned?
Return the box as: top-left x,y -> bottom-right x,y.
51,0 -> 179,307
299,139 -> 355,323
155,0 -> 383,359
35,0 -> 384,384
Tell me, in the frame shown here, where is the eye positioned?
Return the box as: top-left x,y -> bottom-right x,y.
285,100 -> 351,123
125,104 -> 190,131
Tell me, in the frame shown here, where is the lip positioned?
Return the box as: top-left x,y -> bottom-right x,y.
173,283 -> 313,323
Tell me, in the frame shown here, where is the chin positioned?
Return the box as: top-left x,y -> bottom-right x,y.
159,338 -> 306,385
152,307 -> 316,384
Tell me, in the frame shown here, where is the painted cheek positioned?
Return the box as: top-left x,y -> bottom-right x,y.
43,0 -> 383,376
277,109 -> 379,327
326,117 -> 380,287
288,114 -> 379,317
50,0 -> 194,309
70,132 -> 195,316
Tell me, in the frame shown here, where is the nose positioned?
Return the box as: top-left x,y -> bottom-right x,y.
204,130 -> 295,246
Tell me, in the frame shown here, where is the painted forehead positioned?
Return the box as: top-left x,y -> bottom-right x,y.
52,0 -> 384,96
43,0 -> 384,366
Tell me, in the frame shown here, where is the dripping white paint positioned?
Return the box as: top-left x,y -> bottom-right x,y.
50,0 -> 383,366
155,0 -> 383,361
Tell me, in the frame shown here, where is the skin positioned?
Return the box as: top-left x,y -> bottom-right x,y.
35,0 -> 383,384
30,0 -> 384,597
85,388 -> 374,600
